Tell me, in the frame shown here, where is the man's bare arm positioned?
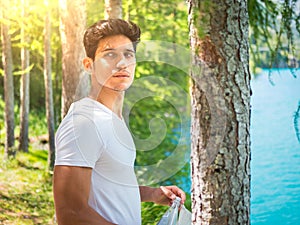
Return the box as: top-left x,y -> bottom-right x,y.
53,166 -> 116,225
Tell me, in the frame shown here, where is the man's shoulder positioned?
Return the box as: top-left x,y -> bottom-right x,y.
57,98 -> 113,136
55,99 -> 106,153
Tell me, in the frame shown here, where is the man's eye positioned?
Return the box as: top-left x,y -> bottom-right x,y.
124,52 -> 135,58
104,52 -> 117,58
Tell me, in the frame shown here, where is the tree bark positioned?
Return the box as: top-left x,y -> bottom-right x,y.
59,0 -> 87,118
1,0 -> 15,157
188,0 -> 251,224
19,0 -> 30,152
104,0 -> 122,19
44,0 -> 56,170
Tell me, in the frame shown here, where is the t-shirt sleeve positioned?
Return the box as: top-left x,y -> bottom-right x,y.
55,114 -> 104,168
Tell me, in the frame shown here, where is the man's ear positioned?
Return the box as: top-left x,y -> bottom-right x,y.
83,57 -> 93,73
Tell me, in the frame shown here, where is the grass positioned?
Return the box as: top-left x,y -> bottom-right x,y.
0,148 -> 55,225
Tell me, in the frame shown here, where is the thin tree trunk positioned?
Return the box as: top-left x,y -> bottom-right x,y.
44,0 -> 55,170
188,0 -> 251,224
1,0 -> 15,157
59,0 -> 87,118
104,0 -> 122,19
19,0 -> 30,152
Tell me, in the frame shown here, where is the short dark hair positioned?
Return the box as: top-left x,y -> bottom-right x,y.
83,19 -> 141,60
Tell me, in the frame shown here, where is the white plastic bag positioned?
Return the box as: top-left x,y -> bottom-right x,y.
177,205 -> 191,225
156,197 -> 191,225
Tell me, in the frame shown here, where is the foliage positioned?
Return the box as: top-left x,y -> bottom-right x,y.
294,101 -> 300,143
249,0 -> 300,72
0,97 -> 48,149
0,148 -> 54,225
141,202 -> 168,225
86,0 -> 105,25
0,0 -> 61,112
125,0 -> 189,47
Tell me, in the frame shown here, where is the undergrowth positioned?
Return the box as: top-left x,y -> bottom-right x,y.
0,148 -> 55,225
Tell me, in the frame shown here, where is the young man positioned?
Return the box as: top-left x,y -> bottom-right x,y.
53,19 -> 186,225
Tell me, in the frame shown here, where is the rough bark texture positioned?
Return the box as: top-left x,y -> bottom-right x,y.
105,0 -> 122,19
1,0 -> 15,157
19,0 -> 30,152
188,0 -> 251,224
44,1 -> 55,170
59,0 -> 87,118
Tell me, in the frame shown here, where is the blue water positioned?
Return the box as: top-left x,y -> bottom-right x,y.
250,69 -> 300,225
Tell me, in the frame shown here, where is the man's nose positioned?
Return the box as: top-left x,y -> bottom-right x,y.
116,55 -> 127,69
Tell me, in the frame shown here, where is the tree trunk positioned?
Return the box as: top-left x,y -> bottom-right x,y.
19,0 -> 30,152
1,0 -> 15,157
59,0 -> 87,118
104,0 -> 122,19
44,0 -> 55,170
188,0 -> 251,224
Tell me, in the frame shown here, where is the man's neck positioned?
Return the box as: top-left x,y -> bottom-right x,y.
89,86 -> 125,119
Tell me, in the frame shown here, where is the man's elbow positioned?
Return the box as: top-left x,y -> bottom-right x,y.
55,205 -> 84,225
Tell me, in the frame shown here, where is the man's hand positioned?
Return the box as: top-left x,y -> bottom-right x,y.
153,186 -> 186,206
139,185 -> 186,206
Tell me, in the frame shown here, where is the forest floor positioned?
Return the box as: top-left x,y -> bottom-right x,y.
0,148 -> 55,225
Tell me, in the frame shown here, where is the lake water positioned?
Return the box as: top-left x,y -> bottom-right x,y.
250,69 -> 300,224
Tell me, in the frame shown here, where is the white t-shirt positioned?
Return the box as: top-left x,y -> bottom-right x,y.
55,97 -> 141,225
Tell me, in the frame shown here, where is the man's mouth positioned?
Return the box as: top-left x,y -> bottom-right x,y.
113,71 -> 130,78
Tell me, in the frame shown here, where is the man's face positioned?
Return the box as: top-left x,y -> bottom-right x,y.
92,34 -> 136,92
